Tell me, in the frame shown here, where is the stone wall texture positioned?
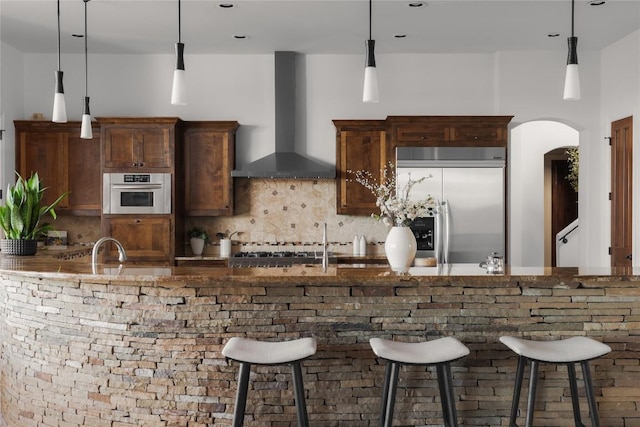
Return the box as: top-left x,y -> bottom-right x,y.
0,273 -> 638,426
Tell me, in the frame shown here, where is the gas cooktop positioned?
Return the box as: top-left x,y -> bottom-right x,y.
229,251 -> 335,267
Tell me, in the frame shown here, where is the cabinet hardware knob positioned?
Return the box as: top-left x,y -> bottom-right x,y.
132,163 -> 137,167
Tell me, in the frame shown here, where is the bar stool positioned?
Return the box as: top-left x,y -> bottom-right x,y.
500,336 -> 611,427
222,336 -> 317,427
369,336 -> 470,427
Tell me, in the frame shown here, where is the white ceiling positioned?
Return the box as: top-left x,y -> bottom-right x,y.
1,0 -> 639,56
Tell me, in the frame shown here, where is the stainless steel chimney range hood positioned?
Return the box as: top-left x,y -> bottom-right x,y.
231,52 -> 335,179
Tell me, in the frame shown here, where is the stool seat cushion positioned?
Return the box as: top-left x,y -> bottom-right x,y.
499,336 -> 611,363
369,337 -> 470,365
222,337 -> 317,365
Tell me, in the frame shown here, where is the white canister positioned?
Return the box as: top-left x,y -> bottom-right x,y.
220,238 -> 232,257
353,235 -> 360,256
359,235 -> 367,256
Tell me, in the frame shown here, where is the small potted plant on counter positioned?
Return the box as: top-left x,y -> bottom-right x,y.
188,227 -> 210,256
0,172 -> 68,256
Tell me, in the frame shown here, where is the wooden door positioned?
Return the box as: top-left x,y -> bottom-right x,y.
611,116 -> 633,267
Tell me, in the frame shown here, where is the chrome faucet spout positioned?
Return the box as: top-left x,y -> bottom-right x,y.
92,237 -> 128,274
322,223 -> 328,270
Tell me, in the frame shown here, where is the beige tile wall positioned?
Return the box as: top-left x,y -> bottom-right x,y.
187,178 -> 389,255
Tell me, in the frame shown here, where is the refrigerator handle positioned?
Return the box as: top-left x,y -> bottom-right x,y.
434,210 -> 442,264
443,201 -> 451,264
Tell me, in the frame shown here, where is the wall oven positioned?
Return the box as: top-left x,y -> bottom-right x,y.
103,173 -> 171,214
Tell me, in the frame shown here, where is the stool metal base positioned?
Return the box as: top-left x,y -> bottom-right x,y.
231,361 -> 309,427
380,361 -> 459,427
508,356 -> 601,427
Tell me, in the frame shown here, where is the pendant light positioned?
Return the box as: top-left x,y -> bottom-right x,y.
362,0 -> 379,103
563,0 -> 581,100
52,0 -> 67,123
80,0 -> 92,139
171,0 -> 187,105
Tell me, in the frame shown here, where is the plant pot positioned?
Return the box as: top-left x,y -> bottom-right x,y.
189,237 -> 205,256
1,239 -> 38,256
384,227 -> 417,273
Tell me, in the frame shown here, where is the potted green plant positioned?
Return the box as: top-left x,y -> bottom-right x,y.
188,227 -> 210,256
0,172 -> 68,256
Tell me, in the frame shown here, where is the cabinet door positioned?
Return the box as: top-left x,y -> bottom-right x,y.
137,128 -> 172,169
450,125 -> 507,146
336,128 -> 390,215
394,125 -> 449,145
17,130 -> 67,209
102,216 -> 172,262
184,127 -> 235,216
67,132 -> 101,214
103,128 -> 137,169
103,127 -> 172,170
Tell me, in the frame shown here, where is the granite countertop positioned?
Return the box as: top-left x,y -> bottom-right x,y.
0,246 -> 639,284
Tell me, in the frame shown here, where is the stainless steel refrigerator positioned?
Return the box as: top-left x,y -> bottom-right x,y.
396,146 -> 506,264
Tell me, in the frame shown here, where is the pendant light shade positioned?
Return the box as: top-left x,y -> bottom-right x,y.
363,0 -> 379,103
171,0 -> 187,105
80,0 -> 92,139
563,0 -> 581,100
52,0 -> 67,123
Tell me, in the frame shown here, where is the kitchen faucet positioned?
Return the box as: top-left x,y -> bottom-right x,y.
92,237 -> 128,274
322,223 -> 328,270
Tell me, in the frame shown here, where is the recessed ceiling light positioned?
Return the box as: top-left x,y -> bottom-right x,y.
409,2 -> 426,7
219,3 -> 234,8
395,34 -> 407,38
588,0 -> 606,6
547,33 -> 560,38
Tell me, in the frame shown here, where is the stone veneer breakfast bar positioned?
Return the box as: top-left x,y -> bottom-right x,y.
0,255 -> 638,427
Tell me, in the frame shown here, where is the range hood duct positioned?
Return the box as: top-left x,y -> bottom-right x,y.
231,51 -> 335,179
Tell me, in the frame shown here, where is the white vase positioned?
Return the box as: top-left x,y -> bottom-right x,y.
384,226 -> 417,273
190,237 -> 205,256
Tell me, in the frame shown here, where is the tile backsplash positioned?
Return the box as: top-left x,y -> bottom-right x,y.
187,178 -> 389,255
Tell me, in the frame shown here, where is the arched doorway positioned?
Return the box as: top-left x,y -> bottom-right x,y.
509,121 -> 579,267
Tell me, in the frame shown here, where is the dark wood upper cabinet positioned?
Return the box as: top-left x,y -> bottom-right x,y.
99,117 -> 178,171
389,116 -> 512,147
14,120 -> 101,216
334,116 -> 513,215
334,120 -> 391,215
183,121 -> 238,216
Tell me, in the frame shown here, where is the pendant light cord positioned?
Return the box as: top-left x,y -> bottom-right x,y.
56,0 -> 61,71
178,0 -> 182,43
84,0 -> 88,97
571,0 -> 575,37
368,0 -> 372,40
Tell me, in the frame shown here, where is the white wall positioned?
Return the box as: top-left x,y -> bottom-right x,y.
2,33 -> 638,266
601,30 -> 640,267
509,121 -> 579,267
0,41 -> 24,194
